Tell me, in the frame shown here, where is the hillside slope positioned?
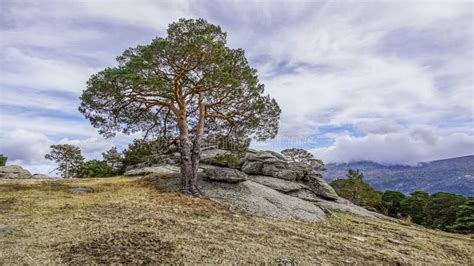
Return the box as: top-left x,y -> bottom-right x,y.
325,155 -> 474,196
1,177 -> 473,264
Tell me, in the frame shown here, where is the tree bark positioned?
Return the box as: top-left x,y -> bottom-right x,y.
65,160 -> 69,179
190,92 -> 206,195
179,136 -> 195,193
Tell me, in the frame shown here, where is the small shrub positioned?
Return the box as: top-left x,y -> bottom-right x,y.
0,154 -> 7,166
77,160 -> 112,178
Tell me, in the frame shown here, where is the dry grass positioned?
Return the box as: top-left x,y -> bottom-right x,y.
0,177 -> 473,264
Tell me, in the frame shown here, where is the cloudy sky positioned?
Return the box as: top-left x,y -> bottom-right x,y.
1,0 -> 473,174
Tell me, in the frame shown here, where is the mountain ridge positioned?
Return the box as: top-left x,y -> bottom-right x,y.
324,155 -> 474,197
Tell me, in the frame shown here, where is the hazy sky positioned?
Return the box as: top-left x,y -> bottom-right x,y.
1,0 -> 473,174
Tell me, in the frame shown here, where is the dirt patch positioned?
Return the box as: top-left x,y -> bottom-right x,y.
63,231 -> 180,264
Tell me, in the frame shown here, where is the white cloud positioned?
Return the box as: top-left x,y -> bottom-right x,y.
1,48 -> 97,94
0,129 -> 52,164
0,0 -> 472,166
311,129 -> 474,165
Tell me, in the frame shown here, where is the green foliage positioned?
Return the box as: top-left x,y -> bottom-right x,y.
280,148 -> 325,170
382,191 -> 406,217
79,18 -> 281,142
281,148 -> 314,163
448,198 -> 474,234
77,160 -> 112,178
123,137 -> 176,167
330,168 -> 471,234
346,169 -> 364,180
0,154 -> 7,166
45,144 -> 84,178
425,192 -> 466,231
400,191 -> 429,225
330,170 -> 383,211
102,147 -> 124,174
211,134 -> 250,167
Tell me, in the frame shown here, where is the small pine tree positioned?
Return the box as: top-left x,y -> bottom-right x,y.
346,169 -> 364,180
425,192 -> 466,231
102,147 -> 123,174
45,144 -> 84,178
330,170 -> 383,211
0,154 -> 7,166
447,198 -> 474,234
382,191 -> 406,218
400,191 -> 429,225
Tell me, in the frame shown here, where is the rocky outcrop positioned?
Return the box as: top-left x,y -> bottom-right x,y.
303,172 -> 339,200
204,167 -> 248,183
138,148 -> 396,223
69,187 -> 94,194
31,174 -> 55,179
199,148 -> 246,168
124,165 -> 180,176
248,175 -> 307,193
199,179 -> 326,222
0,165 -> 31,179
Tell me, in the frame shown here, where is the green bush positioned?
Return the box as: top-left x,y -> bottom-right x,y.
382,191 -> 406,218
77,160 -> 112,178
330,169 -> 384,212
425,192 -> 466,231
123,137 -> 176,167
400,191 -> 429,225
448,198 -> 474,234
0,154 -> 7,166
212,135 -> 250,167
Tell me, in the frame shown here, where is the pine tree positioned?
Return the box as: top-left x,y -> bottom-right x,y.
45,144 -> 84,178
79,18 -> 280,194
448,198 -> 474,234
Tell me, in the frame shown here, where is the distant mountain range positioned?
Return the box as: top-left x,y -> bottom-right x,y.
324,155 -> 474,197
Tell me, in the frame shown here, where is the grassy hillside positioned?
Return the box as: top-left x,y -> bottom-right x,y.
1,177 -> 473,264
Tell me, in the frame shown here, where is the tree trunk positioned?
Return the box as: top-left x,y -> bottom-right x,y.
65,160 -> 70,179
176,102 -> 200,195
179,136 -> 195,194
190,92 -> 206,195
191,92 -> 206,193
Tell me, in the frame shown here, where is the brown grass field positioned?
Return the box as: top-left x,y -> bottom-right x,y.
0,177 -> 473,264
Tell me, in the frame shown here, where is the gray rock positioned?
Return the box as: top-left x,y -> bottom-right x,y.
124,165 -> 180,176
311,159 -> 326,172
304,173 -> 339,200
241,161 -> 264,175
199,149 -> 231,167
147,173 -> 325,222
254,151 -> 279,160
249,175 -> 307,193
0,227 -> 13,237
31,174 -> 55,179
275,258 -> 296,266
198,164 -> 218,170
266,151 -> 288,161
353,236 -> 366,242
315,197 -> 398,221
68,187 -> 93,194
0,165 -> 31,179
387,238 -> 402,244
204,167 -> 248,183
287,189 -> 322,202
262,164 -> 303,181
198,179 -> 326,222
146,170 -> 395,222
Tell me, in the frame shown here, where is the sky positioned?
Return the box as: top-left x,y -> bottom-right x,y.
0,0 -> 473,175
